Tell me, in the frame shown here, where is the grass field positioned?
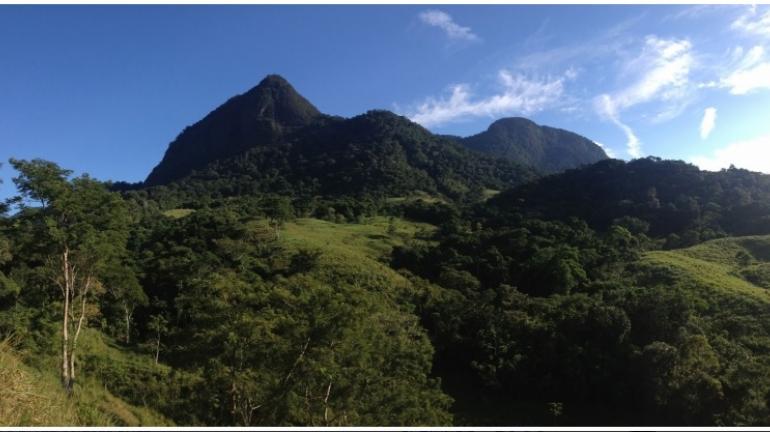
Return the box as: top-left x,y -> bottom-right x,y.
281,217 -> 436,297
284,216 -> 434,259
162,208 -> 195,219
642,235 -> 770,305
385,190 -> 447,205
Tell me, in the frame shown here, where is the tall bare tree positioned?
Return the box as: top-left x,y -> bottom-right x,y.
11,158 -> 132,393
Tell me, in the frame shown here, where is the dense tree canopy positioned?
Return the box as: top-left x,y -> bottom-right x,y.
487,158 -> 770,246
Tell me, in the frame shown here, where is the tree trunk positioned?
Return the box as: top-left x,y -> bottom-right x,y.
154,329 -> 160,364
124,303 -> 132,344
323,378 -> 333,425
61,248 -> 71,393
68,276 -> 90,390
283,337 -> 311,384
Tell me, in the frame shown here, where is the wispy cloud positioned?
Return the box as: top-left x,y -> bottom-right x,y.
594,36 -> 694,158
691,132 -> 770,173
408,70 -> 567,128
661,5 -> 725,23
700,107 -> 717,139
731,5 -> 770,39
720,46 -> 770,95
613,36 -> 693,110
418,10 -> 480,42
513,17 -> 640,72
595,94 -> 642,158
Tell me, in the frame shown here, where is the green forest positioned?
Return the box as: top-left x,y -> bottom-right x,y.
4,76 -> 770,427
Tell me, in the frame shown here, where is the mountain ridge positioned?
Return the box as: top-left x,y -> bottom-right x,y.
142,75 -> 608,197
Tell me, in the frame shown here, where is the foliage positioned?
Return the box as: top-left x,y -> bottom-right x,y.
390,179 -> 770,425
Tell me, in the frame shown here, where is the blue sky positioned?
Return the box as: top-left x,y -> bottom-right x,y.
2,5 -> 770,201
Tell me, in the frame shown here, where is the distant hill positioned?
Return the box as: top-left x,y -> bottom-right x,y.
486,157 -> 770,243
462,117 -> 607,174
140,75 -> 537,202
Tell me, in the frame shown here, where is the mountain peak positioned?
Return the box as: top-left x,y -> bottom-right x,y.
257,74 -> 292,87
462,117 -> 608,174
144,75 -> 322,186
490,117 -> 536,127
240,74 -> 321,127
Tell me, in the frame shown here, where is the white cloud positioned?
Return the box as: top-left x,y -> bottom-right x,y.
700,107 -> 717,139
714,8 -> 770,95
593,141 -> 617,158
720,46 -> 770,94
724,62 -> 770,94
614,36 -> 693,109
419,10 -> 480,42
699,45 -> 770,95
594,36 -> 694,158
408,70 -> 565,128
595,94 -> 642,158
731,6 -> 770,39
691,133 -> 770,173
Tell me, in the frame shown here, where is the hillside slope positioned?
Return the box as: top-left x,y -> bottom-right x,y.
0,337 -> 170,426
0,339 -> 76,426
641,235 -> 770,304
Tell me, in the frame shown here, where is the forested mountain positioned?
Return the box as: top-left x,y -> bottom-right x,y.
462,117 -> 608,174
6,76 -> 770,427
138,75 -> 613,204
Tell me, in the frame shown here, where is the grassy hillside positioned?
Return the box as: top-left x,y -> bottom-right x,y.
642,235 -> 770,305
281,217 -> 436,301
0,338 -> 76,426
0,336 -> 169,426
284,216 -> 434,262
162,208 -> 195,219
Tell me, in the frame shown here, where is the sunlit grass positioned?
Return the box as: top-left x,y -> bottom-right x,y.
0,338 -> 77,426
162,208 -> 195,219
643,235 -> 770,305
385,190 -> 447,205
0,331 -> 172,426
282,217 -> 436,298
